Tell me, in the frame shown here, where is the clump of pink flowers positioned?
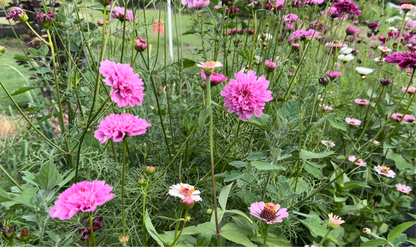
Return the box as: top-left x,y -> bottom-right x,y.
94,113 -> 151,143
345,117 -> 361,126
111,7 -> 138,22
220,70 -> 273,121
49,180 -> 115,220
249,202 -> 289,224
288,29 -> 316,42
99,60 -> 145,107
396,184 -> 412,194
385,52 -> 416,69
188,0 -> 210,9
391,113 -> 415,122
374,165 -> 396,178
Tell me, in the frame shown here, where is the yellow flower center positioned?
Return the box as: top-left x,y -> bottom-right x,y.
381,166 -> 390,173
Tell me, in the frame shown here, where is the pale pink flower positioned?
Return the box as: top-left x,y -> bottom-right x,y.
319,104 -> 333,111
397,4 -> 416,12
99,60 -> 145,107
249,202 -> 289,224
354,99 -> 369,105
188,0 -> 210,9
283,14 -> 298,22
306,0 -> 323,4
402,86 -> 416,93
374,165 -> 396,178
345,117 -> 361,126
169,183 -> 202,201
265,60 -> 277,70
321,140 -> 335,147
201,70 -> 227,87
391,113 -> 404,121
373,140 -> 380,145
396,184 -> 412,194
328,213 -> 345,230
49,180 -> 115,220
94,113 -> 151,143
326,71 -> 341,81
404,115 -> 416,122
348,156 -> 366,166
220,70 -> 273,121
305,245 -> 318,247
111,7 -> 138,22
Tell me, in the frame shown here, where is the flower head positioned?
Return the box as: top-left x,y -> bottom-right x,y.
396,184 -> 412,194
36,10 -> 55,29
265,60 -> 277,71
188,0 -> 210,9
374,165 -> 396,178
197,61 -> 222,76
328,213 -> 345,230
326,71 -> 341,81
220,70 -> 273,121
354,99 -> 369,105
49,181 -> 115,220
99,60 -> 145,107
288,29 -> 316,42
201,70 -> 227,87
6,7 -> 28,23
345,117 -> 361,126
333,0 -> 361,16
249,202 -> 289,224
391,113 -> 404,121
134,37 -> 147,52
348,156 -> 366,166
402,86 -> 416,93
169,183 -> 202,202
397,3 -> 416,12
356,67 -> 374,75
94,113 -> 151,143
321,140 -> 335,147
363,228 -> 372,235
404,114 -> 416,122
111,7 -> 138,22
385,52 -> 416,69
283,14 -> 298,22
378,46 -> 392,53
346,26 -> 360,36
338,54 -> 355,62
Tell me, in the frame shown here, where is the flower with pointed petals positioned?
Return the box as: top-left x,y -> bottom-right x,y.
345,117 -> 361,126
404,115 -> 416,122
169,183 -> 202,202
348,156 -> 366,166
321,140 -> 335,147
201,70 -> 227,87
402,86 -> 416,93
356,67 -> 374,75
340,47 -> 353,54
188,0 -> 210,9
391,113 -> 404,121
111,7 -> 138,22
333,0 -> 361,16
374,165 -> 396,178
326,71 -> 341,81
346,26 -> 360,36
328,213 -> 345,230
197,61 -> 222,76
385,52 -> 416,69
249,202 -> 289,224
288,29 -> 316,42
338,54 -> 355,62
396,184 -> 412,194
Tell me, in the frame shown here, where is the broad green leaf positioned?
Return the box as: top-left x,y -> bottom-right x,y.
220,223 -> 255,246
251,234 -> 291,246
57,170 -> 76,188
301,218 -> 337,243
87,5 -> 114,12
224,170 -> 244,182
279,100 -> 299,121
12,187 -> 38,207
360,239 -> 388,247
328,117 -> 347,131
304,164 -> 325,179
196,232 -> 212,247
247,151 -> 267,161
219,183 -> 233,210
300,150 -> 334,160
229,161 -> 247,168
34,163 -> 62,190
0,188 -> 11,202
343,181 -> 370,190
387,221 -> 416,241
177,58 -> 196,68
145,212 -> 165,246
251,161 -> 279,170
247,114 -> 271,130
2,87 -> 36,98
38,44 -> 49,56
13,54 -> 29,61
389,153 -> 413,170
391,233 -> 407,246
334,201 -> 367,215
182,29 -> 198,35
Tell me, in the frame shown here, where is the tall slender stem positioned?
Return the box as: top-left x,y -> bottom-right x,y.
88,212 -> 96,247
389,194 -> 402,214
121,139 -> 128,235
318,229 -> 332,247
263,225 -> 270,247
142,176 -> 151,246
171,208 -> 189,247
173,207 -> 184,246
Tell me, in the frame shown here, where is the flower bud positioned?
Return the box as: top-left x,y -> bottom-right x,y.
181,197 -> 195,208
119,235 -> 129,246
206,208 -> 213,215
318,77 -> 330,86
264,60 -> 276,71
263,42 -> 268,47
134,37 -> 147,52
15,227 -> 30,242
379,77 -> 391,86
363,228 -> 372,235
36,10 -> 55,29
145,166 -> 156,175
138,178 -> 146,185
6,7 -> 28,23
0,46 -> 5,57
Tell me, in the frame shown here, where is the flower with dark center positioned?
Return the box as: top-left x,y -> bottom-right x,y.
385,51 -> 416,69
249,202 -> 289,224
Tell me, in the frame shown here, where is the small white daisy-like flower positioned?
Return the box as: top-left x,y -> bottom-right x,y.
356,67 -> 374,75
169,183 -> 202,201
258,32 -> 273,41
340,47 -> 353,54
377,46 -> 392,53
321,140 -> 335,147
338,54 -> 355,62
374,165 -> 396,178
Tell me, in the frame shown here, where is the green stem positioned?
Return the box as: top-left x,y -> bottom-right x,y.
142,176 -> 151,246
121,139 -> 127,235
0,164 -> 23,191
263,224 -> 270,247
173,207 -> 184,247
389,194 -> 402,214
25,22 -> 48,44
171,208 -> 189,247
89,212 -> 96,247
318,229 -> 332,247
262,171 -> 272,201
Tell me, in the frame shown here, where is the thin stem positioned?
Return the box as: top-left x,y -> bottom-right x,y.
171,208 -> 189,247
389,194 -> 402,214
121,139 -> 128,235
89,212 -> 96,247
142,176 -> 151,246
0,164 -> 23,191
318,229 -> 332,247
263,224 -> 270,247
173,207 -> 184,247
25,22 -> 48,44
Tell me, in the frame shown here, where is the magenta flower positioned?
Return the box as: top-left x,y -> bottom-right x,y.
94,113 -> 151,143
348,156 -> 366,166
6,7 -> 27,22
265,60 -> 277,71
354,99 -> 369,105
36,10 -> 55,28
78,216 -> 104,241
49,180 -> 115,220
307,0 -> 324,4
374,165 -> 396,178
333,0 -> 361,16
220,70 -> 273,121
326,71 -> 341,81
99,60 -> 144,107
404,115 -> 416,122
391,113 -> 404,121
367,22 -> 380,30
188,0 -> 210,9
402,86 -> 416,93
288,29 -> 316,42
346,26 -> 360,35
283,14 -> 298,22
345,117 -> 361,126
249,202 -> 289,224
396,184 -> 412,194
111,7 -> 138,22
134,37 -> 147,52
201,70 -> 227,87
385,52 -> 416,69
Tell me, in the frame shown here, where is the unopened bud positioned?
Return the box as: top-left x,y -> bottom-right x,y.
379,77 -> 391,86
318,77 -> 330,86
363,228 -> 371,235
145,166 -> 156,175
138,178 -> 146,185
206,208 -> 213,215
119,235 -> 129,246
0,46 -> 5,57
134,37 -> 147,52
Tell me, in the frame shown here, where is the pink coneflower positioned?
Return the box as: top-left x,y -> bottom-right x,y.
321,140 -> 335,147
249,202 -> 289,224
354,99 -> 369,105
326,71 -> 341,81
220,70 -> 273,121
348,156 -> 366,166
346,26 -> 360,36
345,117 -> 361,126
265,60 -> 277,71
402,86 -> 416,93
188,0 -> 210,9
327,213 -> 345,230
288,29 -> 316,42
375,165 -> 396,178
49,180 -> 115,220
333,0 -> 361,16
201,70 -> 227,87
94,113 -> 151,143
111,7 -> 138,22
169,183 -> 202,201
396,184 -> 412,194
385,52 -> 416,69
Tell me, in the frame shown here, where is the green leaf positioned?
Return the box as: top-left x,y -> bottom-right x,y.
145,211 -> 165,246
389,153 -> 413,170
391,233 -> 407,246
387,221 -> 416,241
308,113 -> 335,133
247,151 -> 267,161
301,218 -> 337,243
300,150 -> 334,160
0,188 -> 11,202
219,183 -> 233,210
304,164 -> 325,179
229,161 -> 247,168
251,161 -> 280,170
13,54 -> 29,61
196,232 -> 212,247
360,239 -> 388,247
57,170 -> 75,188
12,187 -> 38,208
246,114 -> 271,130
87,5 -> 114,12
328,117 -> 347,131
343,181 -> 370,190
334,202 -> 366,215
177,58 -> 196,68
34,163 -> 62,190
39,44 -> 49,56
279,100 -> 299,121
199,106 -> 211,125
82,22 -> 97,32
3,87 -> 36,98
220,223 -> 255,246
224,170 -> 245,182
182,29 -> 198,35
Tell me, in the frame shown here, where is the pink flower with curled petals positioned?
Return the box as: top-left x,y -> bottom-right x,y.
346,26 -> 360,35
220,70 -> 273,121
49,180 -> 115,220
345,117 -> 361,126
249,202 -> 289,224
354,99 -> 369,105
348,156 -> 366,166
201,70 -> 227,87
402,86 -> 416,93
404,115 -> 416,122
374,165 -> 396,178
94,113 -> 151,143
396,184 -> 412,194
265,60 -> 276,71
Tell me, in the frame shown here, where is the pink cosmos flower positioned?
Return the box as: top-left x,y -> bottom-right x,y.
188,0 -> 210,9
249,202 -> 289,224
283,14 -> 298,22
94,113 -> 151,143
385,52 -> 416,69
181,0 -> 196,7
348,156 -> 366,166
201,70 -> 227,87
404,114 -> 416,122
397,3 -> 416,12
326,71 -> 341,81
265,60 -> 277,70
220,70 -> 273,121
321,140 -> 335,147
288,29 -> 316,42
169,183 -> 202,201
111,7 -> 138,22
391,113 -> 404,121
402,86 -> 416,93
99,60 -> 145,107
345,117 -> 361,126
396,184 -> 412,194
374,165 -> 396,178
49,180 -> 115,220
346,26 -> 360,36
354,99 -> 369,105
214,5 -> 220,9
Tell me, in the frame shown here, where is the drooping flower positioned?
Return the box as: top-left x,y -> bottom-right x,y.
374,165 -> 396,178
99,60 -> 145,107
345,117 -> 361,126
348,156 -> 366,166
378,46 -> 392,53
201,70 -> 227,87
111,7 -> 138,22
36,10 -> 55,29
249,202 -> 289,224
402,86 -> 416,93
396,184 -> 412,194
94,114 -> 150,143
326,71 -> 341,81
169,183 -> 202,202
354,99 -> 369,105
385,52 -> 416,69
288,29 -> 316,42
346,26 -> 360,36
49,181 -> 115,220
220,70 -> 273,121
356,67 -> 375,75
327,213 -> 345,230
188,0 -> 210,9
6,7 -> 28,23
321,140 -> 335,147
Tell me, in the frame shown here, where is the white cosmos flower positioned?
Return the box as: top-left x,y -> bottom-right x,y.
196,61 -> 223,69
338,54 -> 355,61
389,27 -> 398,32
340,47 -> 353,54
254,55 -> 262,65
356,67 -> 374,75
378,46 -> 392,53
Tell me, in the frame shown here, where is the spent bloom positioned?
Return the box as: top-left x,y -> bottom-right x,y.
321,140 -> 335,147
249,202 -> 289,224
354,99 -> 369,105
348,156 -> 366,166
94,113 -> 151,143
111,7 -> 138,22
385,52 -> 416,69
326,71 -> 341,81
197,61 -> 222,76
345,117 -> 361,126
288,29 -> 316,42
374,165 -> 396,178
78,216 -> 104,241
220,70 -> 273,121
36,10 -> 55,29
201,70 -> 227,87
328,213 -> 345,230
6,7 -> 28,23
49,180 -> 115,220
396,184 -> 412,194
99,60 -> 145,107
402,86 -> 416,93
169,183 -> 202,202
